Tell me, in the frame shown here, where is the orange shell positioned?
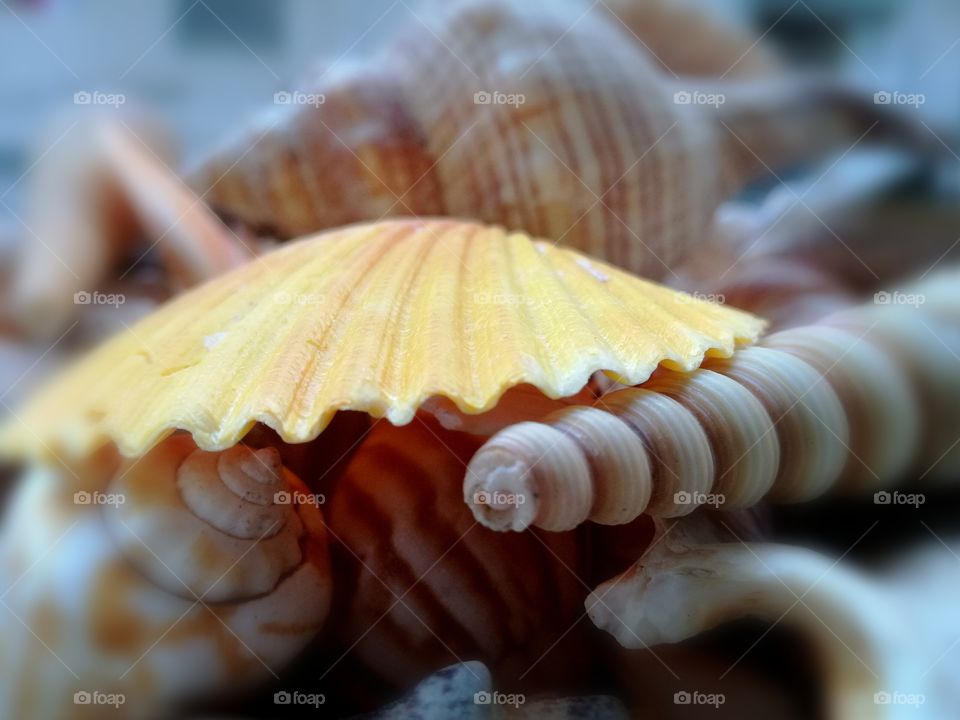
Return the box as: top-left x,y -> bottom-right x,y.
0,219 -> 762,459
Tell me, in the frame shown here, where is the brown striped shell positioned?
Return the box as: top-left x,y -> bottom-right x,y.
187,0 -> 894,279
325,417 -> 594,705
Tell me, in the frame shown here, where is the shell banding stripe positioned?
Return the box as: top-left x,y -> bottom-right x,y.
465,287 -> 958,532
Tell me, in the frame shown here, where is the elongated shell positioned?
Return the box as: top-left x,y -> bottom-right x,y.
0,435 -> 331,719
325,418 -> 593,706
466,273 -> 957,531
188,0 -> 899,277
0,219 -> 762,460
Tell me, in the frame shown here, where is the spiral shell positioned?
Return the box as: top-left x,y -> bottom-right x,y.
763,324 -> 920,492
104,436 -> 320,603
465,275 -> 956,531
0,435 -> 331,719
826,302 -> 960,483
188,0 -> 896,278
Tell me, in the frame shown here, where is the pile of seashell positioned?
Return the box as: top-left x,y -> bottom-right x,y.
0,1 -> 958,719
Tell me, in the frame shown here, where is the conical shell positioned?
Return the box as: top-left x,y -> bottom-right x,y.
189,0 -> 898,280
0,219 -> 762,460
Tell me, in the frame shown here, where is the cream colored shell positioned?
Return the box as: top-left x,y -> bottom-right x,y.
0,436 -> 331,719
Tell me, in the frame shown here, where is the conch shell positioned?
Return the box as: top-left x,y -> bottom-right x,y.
0,219 -> 762,460
187,0 -> 910,278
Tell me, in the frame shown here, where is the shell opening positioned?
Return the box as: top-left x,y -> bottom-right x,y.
464,451 -> 539,532
465,421 -> 592,532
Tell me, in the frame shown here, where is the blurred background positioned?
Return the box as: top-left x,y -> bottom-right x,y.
0,0 -> 957,201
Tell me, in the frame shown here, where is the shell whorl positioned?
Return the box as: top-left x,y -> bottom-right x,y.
178,444 -> 289,539
762,324 -> 920,492
464,285 -> 955,532
0,438 -> 333,718
825,304 -> 960,483
703,346 -> 847,503
642,368 -> 779,508
104,435 -> 316,602
189,0 -> 896,282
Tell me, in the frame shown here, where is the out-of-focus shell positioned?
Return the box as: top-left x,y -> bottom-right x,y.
189,0 -> 901,279
0,435 -> 331,719
325,417 -> 593,706
597,0 -> 782,78
0,219 -> 762,460
11,113 -> 249,341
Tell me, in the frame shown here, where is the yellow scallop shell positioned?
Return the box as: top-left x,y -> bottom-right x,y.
1,219 -> 764,459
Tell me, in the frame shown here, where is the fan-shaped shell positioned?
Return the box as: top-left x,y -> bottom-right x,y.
0,219 -> 762,459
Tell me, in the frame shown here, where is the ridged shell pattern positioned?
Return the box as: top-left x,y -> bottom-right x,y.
326,418 -> 592,702
0,219 -> 762,459
188,0 -> 874,279
465,274 -> 959,531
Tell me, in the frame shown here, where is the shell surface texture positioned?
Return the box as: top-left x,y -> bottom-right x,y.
464,270 -> 960,532
0,218 -> 762,460
188,0 -> 895,278
325,417 -> 594,707
0,434 -> 331,720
